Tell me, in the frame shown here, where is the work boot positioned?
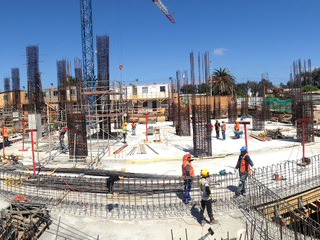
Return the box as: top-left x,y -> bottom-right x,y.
201,220 -> 205,227
233,193 -> 240,198
210,219 -> 218,225
241,192 -> 246,197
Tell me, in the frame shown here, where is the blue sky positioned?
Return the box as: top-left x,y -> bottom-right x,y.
1,0 -> 320,90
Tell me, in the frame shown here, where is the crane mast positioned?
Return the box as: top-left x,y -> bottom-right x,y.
80,0 -> 96,112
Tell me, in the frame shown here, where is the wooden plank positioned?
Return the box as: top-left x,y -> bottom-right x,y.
113,144 -> 128,154
250,133 -> 266,141
35,221 -> 49,238
9,210 -> 39,215
309,202 -> 318,211
138,144 -> 146,154
52,190 -> 70,206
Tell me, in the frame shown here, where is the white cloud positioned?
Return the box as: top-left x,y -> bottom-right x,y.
213,48 -> 227,56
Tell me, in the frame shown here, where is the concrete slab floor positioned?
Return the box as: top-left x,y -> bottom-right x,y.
1,118 -> 319,239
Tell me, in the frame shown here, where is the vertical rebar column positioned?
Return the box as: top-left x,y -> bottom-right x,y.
11,68 -> 21,110
3,77 -> 10,108
57,60 -> 67,123
26,45 -> 43,114
96,35 -> 111,136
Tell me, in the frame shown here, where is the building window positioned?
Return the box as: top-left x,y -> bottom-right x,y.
142,87 -> 148,93
160,86 -> 166,92
143,102 -> 148,107
54,91 -> 58,96
71,89 -> 76,95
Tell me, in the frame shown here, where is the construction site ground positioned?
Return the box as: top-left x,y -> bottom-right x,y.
1,118 -> 319,239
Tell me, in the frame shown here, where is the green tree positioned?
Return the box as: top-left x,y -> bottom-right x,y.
236,82 -> 249,98
302,85 -> 319,92
258,78 -> 274,96
210,68 -> 236,96
312,67 -> 320,88
180,84 -> 194,94
247,81 -> 259,97
198,83 -> 210,94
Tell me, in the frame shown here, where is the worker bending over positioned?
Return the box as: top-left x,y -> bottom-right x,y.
182,153 -> 194,204
199,168 -> 217,226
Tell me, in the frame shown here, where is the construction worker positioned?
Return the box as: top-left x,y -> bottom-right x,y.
234,146 -> 254,197
206,120 -> 213,139
221,121 -> 226,140
234,119 -> 240,139
182,153 -> 194,204
2,125 -> 9,145
214,120 -> 220,139
199,169 -> 216,226
122,122 -> 128,143
176,122 -> 180,135
59,126 -> 67,152
131,119 -> 136,136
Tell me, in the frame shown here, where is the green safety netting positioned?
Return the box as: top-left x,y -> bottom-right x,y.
265,97 -> 292,112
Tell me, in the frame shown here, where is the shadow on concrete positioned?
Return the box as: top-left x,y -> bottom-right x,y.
227,185 -> 238,192
190,202 -> 201,224
171,144 -> 194,155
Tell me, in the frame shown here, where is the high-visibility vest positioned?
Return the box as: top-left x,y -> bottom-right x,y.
3,128 -> 8,138
199,177 -> 212,199
237,153 -> 250,173
122,125 -> 127,133
221,123 -> 226,131
182,161 -> 194,177
235,123 -> 240,131
132,122 -> 136,129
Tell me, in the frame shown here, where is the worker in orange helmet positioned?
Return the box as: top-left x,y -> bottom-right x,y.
122,122 -> 128,143
2,125 -> 9,145
182,153 -> 194,203
59,126 -> 68,153
234,119 -> 240,139
131,119 -> 136,136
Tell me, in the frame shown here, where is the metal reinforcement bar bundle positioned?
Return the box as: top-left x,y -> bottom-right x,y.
0,202 -> 50,239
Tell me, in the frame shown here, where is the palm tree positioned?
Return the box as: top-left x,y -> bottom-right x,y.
210,68 -> 236,96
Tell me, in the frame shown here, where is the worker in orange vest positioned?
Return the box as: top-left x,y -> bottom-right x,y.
234,119 -> 240,139
182,153 -> 194,203
234,146 -> 254,197
2,125 -> 9,145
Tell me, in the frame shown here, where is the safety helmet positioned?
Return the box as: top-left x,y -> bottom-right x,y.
183,153 -> 192,162
240,146 -> 247,152
64,127 -> 67,130
201,169 -> 209,177
235,119 -> 239,123
125,122 -> 128,126
132,119 -> 135,122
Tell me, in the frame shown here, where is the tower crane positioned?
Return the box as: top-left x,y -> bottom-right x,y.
152,0 -> 175,23
80,0 -> 96,113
